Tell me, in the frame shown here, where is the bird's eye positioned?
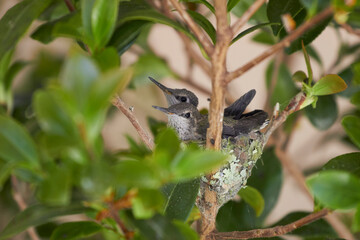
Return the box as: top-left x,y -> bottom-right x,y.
184,112 -> 191,118
180,96 -> 187,102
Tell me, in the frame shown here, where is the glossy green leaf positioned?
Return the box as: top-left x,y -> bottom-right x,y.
352,204 -> 360,233
147,117 -> 167,138
0,204 -> 90,240
270,211 -> 337,238
267,0 -> 303,35
0,115 -> 39,169
164,178 -> 200,221
81,0 -> 96,45
337,65 -> 360,98
93,47 -> 120,72
172,221 -> 199,240
227,0 -> 241,12
312,74 -> 347,96
307,170 -> 360,209
266,61 -> 298,108
305,95 -> 337,130
0,0 -> 53,57
4,61 -> 27,91
130,53 -> 176,88
187,10 -> 216,44
113,160 -> 160,188
36,165 -> 71,206
238,186 -> 264,217
0,162 -> 14,191
323,152 -> 360,178
252,31 -> 276,45
342,115 -> 360,149
108,20 -> 149,55
0,50 -> 14,86
132,189 -> 164,219
302,40 -> 313,81
91,0 -> 118,49
351,91 -> 360,108
51,221 -> 103,240
216,147 -> 283,231
154,128 -> 181,168
31,12 -> 83,44
232,23 -> 280,44
125,212 -> 193,240
172,150 -> 227,180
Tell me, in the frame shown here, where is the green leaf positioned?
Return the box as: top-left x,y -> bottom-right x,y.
270,211 -> 337,238
172,150 -> 227,180
351,90 -> 360,108
36,165 -> 71,206
216,147 -> 283,231
292,70 -> 307,82
0,0 -> 53,57
267,0 -> 304,35
307,170 -> 360,209
113,160 -> 160,188
154,128 -> 181,168
306,45 -> 323,67
187,10 -> 216,44
132,189 -> 165,219
147,117 -> 167,138
0,162 -> 14,191
252,31 -> 276,45
172,221 -> 199,240
0,115 -> 39,169
51,221 -> 103,240
342,115 -> 360,149
323,152 -> 360,178
181,0 -> 215,14
312,74 -> 347,96
302,40 -> 313,82
227,0 -> 241,12
81,0 -> 96,45
130,53 -> 176,88
4,61 -> 27,91
232,23 -> 280,44
352,204 -> 360,233
125,212 -> 193,240
305,95 -> 337,130
31,12 -> 84,44
164,178 -> 200,221
108,20 -> 149,55
91,0 -> 118,50
238,186 -> 264,217
0,204 -> 90,240
93,47 -> 120,72
232,0 -> 268,23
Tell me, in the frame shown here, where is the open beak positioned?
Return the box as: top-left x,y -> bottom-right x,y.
152,105 -> 174,115
149,77 -> 178,106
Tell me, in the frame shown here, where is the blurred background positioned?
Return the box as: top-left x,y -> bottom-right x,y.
1,0 -> 359,234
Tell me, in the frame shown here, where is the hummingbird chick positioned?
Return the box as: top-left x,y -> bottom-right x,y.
149,76 -> 259,120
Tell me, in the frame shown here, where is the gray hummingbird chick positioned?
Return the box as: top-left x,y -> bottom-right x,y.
149,77 -> 199,107
152,103 -> 207,141
149,76 -> 257,120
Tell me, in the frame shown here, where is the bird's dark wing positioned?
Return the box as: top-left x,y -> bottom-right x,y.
233,110 -> 269,134
224,89 -> 256,119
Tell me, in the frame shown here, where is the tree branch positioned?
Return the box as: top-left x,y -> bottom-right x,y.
211,209 -> 330,239
112,96 -> 154,150
226,7 -> 334,83
231,0 -> 267,37
64,0 -> 76,12
168,0 -> 214,56
11,176 -> 40,240
341,23 -> 360,37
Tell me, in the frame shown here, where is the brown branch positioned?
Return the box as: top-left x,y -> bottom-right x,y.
64,0 -> 76,12
11,176 -> 40,240
226,7 -> 334,83
264,92 -> 306,144
112,96 -> 154,150
231,0 -> 267,37
168,0 -> 214,56
211,209 -> 330,239
341,23 -> 360,37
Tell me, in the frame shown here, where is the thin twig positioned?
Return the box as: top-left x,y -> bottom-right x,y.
211,209 -> 330,239
168,0 -> 214,55
341,23 -> 360,37
231,0 -> 267,37
226,7 -> 334,83
11,176 -> 40,240
108,204 -> 133,240
112,96 -> 154,150
64,0 -> 76,12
